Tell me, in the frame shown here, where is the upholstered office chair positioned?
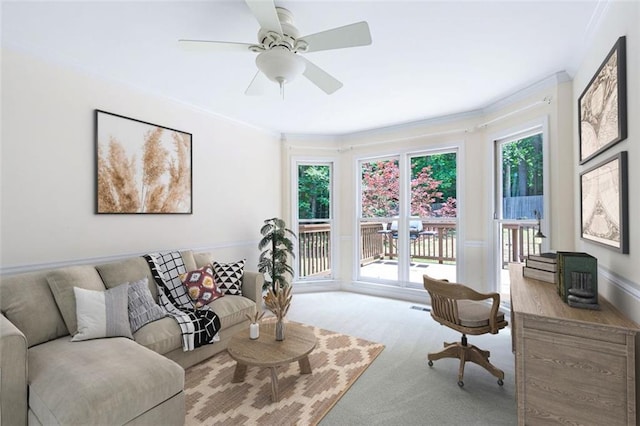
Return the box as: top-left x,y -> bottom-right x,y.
423,274 -> 508,387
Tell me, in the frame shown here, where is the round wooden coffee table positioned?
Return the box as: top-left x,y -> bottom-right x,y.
227,321 -> 317,402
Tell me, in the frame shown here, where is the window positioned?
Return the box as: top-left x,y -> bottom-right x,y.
358,150 -> 458,286
493,123 -> 548,296
295,162 -> 333,280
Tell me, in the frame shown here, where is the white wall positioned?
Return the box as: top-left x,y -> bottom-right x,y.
1,48 -> 282,272
572,0 -> 640,323
3,0 -> 638,323
284,75 -> 575,299
282,3 -> 640,321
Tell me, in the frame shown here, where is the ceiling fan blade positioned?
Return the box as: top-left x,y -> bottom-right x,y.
245,71 -> 271,95
179,39 -> 253,53
300,21 -> 372,53
245,0 -> 283,35
301,57 -> 343,95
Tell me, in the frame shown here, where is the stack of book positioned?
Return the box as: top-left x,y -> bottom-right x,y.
522,252 -> 557,283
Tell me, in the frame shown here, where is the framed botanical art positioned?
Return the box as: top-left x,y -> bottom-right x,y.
95,110 -> 193,214
580,151 -> 628,253
578,36 -> 627,164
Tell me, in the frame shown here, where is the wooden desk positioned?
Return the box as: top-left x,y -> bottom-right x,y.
510,263 -> 638,425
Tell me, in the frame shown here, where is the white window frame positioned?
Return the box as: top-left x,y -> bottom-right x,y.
291,157 -> 337,283
487,116 -> 550,293
354,144 -> 462,288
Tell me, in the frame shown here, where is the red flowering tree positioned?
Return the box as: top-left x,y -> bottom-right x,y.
361,160 -> 400,217
435,197 -> 457,217
410,165 -> 443,217
362,160 -> 454,217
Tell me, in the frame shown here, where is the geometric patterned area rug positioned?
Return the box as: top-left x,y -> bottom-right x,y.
184,323 -> 385,425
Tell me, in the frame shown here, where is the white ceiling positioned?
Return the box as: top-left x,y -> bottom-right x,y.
2,0 -> 603,135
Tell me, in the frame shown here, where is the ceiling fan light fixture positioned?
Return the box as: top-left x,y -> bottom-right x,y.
255,47 -> 305,84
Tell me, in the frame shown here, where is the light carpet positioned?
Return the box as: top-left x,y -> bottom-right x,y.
184,323 -> 385,425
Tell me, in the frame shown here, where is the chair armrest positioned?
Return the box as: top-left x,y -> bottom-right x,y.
423,274 -> 504,333
1,314 -> 28,426
487,293 -> 501,334
241,272 -> 264,311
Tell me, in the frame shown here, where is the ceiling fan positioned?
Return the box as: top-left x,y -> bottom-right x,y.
179,0 -> 372,96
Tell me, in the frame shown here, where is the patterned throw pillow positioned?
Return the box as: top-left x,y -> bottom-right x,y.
72,285 -> 133,341
212,259 -> 245,296
181,264 -> 224,308
127,277 -> 166,332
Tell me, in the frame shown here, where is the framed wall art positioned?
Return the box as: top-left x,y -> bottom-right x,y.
580,151 -> 628,253
578,36 -> 627,164
95,110 -> 192,214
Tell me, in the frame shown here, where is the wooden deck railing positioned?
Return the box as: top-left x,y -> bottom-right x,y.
298,220 -> 457,278
361,223 -> 384,264
298,223 -> 331,278
377,221 -> 457,264
501,223 -> 542,266
298,221 -> 540,278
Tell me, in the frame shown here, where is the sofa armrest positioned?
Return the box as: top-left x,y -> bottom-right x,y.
241,272 -> 264,310
1,314 -> 28,426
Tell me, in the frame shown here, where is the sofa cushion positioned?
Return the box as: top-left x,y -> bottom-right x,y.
193,251 -> 215,269
180,250 -> 198,272
46,266 -> 107,335
95,250 -> 197,302
28,336 -> 184,426
128,278 -> 166,332
0,270 -> 68,347
208,295 -> 256,329
133,317 -> 183,355
96,256 -> 158,300
72,285 -> 133,341
134,295 -> 256,355
181,264 -> 223,308
212,259 -> 245,296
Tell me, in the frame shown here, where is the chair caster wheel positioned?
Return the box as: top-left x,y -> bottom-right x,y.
497,379 -> 504,386
457,381 -> 464,387
428,360 -> 433,367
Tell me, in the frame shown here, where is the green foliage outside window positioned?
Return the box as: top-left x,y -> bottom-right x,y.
298,165 -> 330,220
502,134 -> 543,197
410,153 -> 457,202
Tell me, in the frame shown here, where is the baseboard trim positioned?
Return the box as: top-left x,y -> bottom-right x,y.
344,280 -> 429,304
293,280 -> 342,293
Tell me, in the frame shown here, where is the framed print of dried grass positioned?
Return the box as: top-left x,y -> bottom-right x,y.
580,151 -> 628,253
95,110 -> 192,214
578,36 -> 627,165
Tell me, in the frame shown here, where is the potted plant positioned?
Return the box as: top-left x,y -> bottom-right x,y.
258,217 -> 297,340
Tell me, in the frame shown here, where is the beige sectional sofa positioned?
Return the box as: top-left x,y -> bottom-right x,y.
0,250 -> 263,426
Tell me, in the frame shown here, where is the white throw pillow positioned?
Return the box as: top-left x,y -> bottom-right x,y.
72,284 -> 133,341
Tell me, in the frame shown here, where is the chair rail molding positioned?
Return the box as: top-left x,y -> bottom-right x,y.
0,240 -> 258,276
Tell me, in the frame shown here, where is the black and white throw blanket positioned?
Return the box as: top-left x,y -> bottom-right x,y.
143,252 -> 221,351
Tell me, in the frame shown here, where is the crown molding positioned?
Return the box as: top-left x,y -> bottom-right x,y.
480,71 -> 569,115
283,70 -> 571,142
